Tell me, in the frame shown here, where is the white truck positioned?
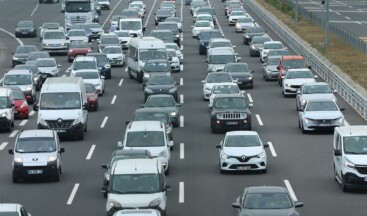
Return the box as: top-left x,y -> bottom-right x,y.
64,0 -> 98,30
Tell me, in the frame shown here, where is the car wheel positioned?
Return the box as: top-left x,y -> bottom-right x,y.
249,51 -> 253,57
296,101 -> 300,111
211,127 -> 217,134
341,173 -> 349,192
6,122 -> 11,132
11,120 -> 14,127
301,122 -> 307,134
78,131 -> 84,140
103,191 -> 107,198
68,58 -> 72,63
128,68 -> 134,79
94,103 -> 98,111
245,40 -> 249,45
84,123 -> 87,132
54,170 -> 60,182
12,174 -> 19,183
165,166 -> 170,175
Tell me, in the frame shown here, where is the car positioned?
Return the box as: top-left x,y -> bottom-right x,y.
207,47 -> 239,73
157,22 -> 180,45
141,94 -> 182,127
216,131 -> 268,173
2,86 -> 29,119
100,149 -> 152,197
165,17 -> 183,32
225,1 -> 242,15
262,56 -> 280,81
191,1 -> 207,14
195,14 -> 214,28
41,29 -> 69,54
84,23 -> 104,41
235,16 -> 255,33
86,53 -> 112,79
150,29 -> 174,44
67,29 -> 89,43
298,99 -> 344,133
202,72 -> 234,100
96,0 -> 110,10
210,94 -> 253,133
98,34 -> 120,52
223,63 -> 253,89
39,22 -> 63,38
192,21 -> 213,38
198,29 -> 224,55
84,83 -> 99,111
207,38 -> 235,54
277,55 -> 310,85
243,26 -> 266,45
121,8 -> 141,18
67,41 -> 93,62
260,41 -> 286,62
160,5 -> 176,17
68,56 -> 99,75
71,69 -> 105,95
0,203 -> 32,216
35,58 -> 61,82
14,64 -> 43,91
142,59 -> 171,84
112,209 -> 162,216
296,82 -> 337,111
282,69 -> 317,96
114,30 -> 131,49
155,9 -> 173,25
129,2 -> 145,17
15,20 -> 37,38
231,186 -> 304,215
248,36 -> 272,57
165,43 -> 182,59
194,7 -> 216,21
166,49 -> 181,72
25,51 -> 50,66
266,49 -> 289,61
102,46 -> 125,67
228,11 -> 247,26
0,88 -> 15,132
12,45 -> 39,67
144,74 -> 178,102
2,69 -> 36,104
226,5 -> 243,17
208,83 -> 244,109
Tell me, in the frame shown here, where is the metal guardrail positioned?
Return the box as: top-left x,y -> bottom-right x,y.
245,0 -> 367,120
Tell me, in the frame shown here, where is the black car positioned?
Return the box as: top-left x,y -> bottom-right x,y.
223,63 -> 254,89
249,36 -> 272,57
13,64 -> 43,91
150,29 -> 174,44
210,94 -> 252,133
155,9 -> 172,25
86,53 -> 111,79
142,59 -> 171,84
15,21 -> 37,38
157,22 -> 180,45
198,30 -> 223,55
243,26 -> 266,45
144,74 -> 178,102
12,45 -> 39,67
39,0 -> 59,3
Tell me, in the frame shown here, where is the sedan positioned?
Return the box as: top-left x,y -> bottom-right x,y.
0,203 -> 32,216
192,21 -> 213,38
72,69 -> 105,95
202,72 -> 234,100
167,49 -> 181,73
67,29 -> 89,43
235,17 -> 255,33
144,74 -> 178,101
208,83 -> 243,109
14,64 -> 43,91
114,30 -> 131,49
67,41 -> 92,62
102,46 -> 125,67
141,94 -> 182,127
223,63 -> 253,89
97,35 -> 120,52
86,53 -> 112,79
7,86 -> 29,119
15,20 -> 37,38
232,186 -> 304,216
216,131 -> 268,173
282,69 -> 317,96
84,83 -> 99,111
165,16 -> 183,32
35,58 -> 60,81
12,45 -> 39,67
165,43 -> 182,59
262,56 -> 280,81
39,22 -> 63,38
243,26 -> 266,45
296,82 -> 336,110
228,11 -> 247,25
299,99 -> 344,133
25,51 -> 50,66
260,41 -> 286,62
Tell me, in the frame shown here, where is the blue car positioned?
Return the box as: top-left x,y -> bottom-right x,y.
87,53 -> 112,79
197,30 -> 223,55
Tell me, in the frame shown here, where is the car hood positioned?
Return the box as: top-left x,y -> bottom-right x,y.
146,84 -> 175,91
69,36 -> 88,41
13,53 -> 29,58
43,39 -> 67,44
16,27 -> 33,31
193,27 -> 212,31
82,79 -> 101,86
303,110 -> 343,120
242,208 -> 296,216
38,66 -> 57,73
229,72 -> 251,78
106,53 -> 123,58
265,65 -> 278,72
108,193 -> 163,208
205,82 -> 232,89
19,152 -> 52,166
284,78 -> 315,85
223,146 -> 263,157
345,155 -> 367,165
209,64 -> 227,72
39,109 -> 81,120
300,93 -> 336,101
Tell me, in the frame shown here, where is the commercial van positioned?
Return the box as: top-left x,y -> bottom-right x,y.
34,77 -> 88,140
118,18 -> 145,37
333,126 -> 367,192
206,47 -> 240,73
127,37 -> 168,83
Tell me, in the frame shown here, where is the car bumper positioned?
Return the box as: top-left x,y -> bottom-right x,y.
199,45 -> 208,54
0,117 -> 11,129
265,72 -> 279,80
42,47 -> 68,54
344,172 -> 367,189
107,206 -> 165,216
14,107 -> 29,119
108,59 -> 124,66
220,157 -> 266,171
100,67 -> 111,78
12,58 -> 27,66
13,161 -> 59,179
38,122 -> 85,136
211,118 -> 251,131
283,86 -> 300,95
23,91 -> 34,103
237,79 -> 253,89
302,119 -> 343,131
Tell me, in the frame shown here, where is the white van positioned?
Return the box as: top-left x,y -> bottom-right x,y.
0,88 -> 15,132
104,158 -> 171,216
34,77 -> 88,140
118,18 -> 145,37
127,37 -> 168,83
333,125 -> 367,192
207,47 -> 240,73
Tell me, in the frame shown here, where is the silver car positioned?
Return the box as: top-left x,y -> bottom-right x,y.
262,56 -> 280,81
35,58 -> 60,80
296,82 -> 337,111
41,29 -> 69,54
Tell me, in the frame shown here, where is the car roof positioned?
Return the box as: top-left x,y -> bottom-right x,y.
5,69 -> 31,75
302,82 -> 328,86
112,158 -> 161,174
246,186 -> 288,193
281,55 -> 305,60
0,204 -> 19,212
19,129 -> 54,138
147,94 -> 174,98
287,68 -> 311,72
264,41 -> 283,44
146,59 -> 168,63
113,149 -> 151,156
74,56 -> 96,61
127,121 -> 165,131
226,131 -> 259,136
337,126 -> 367,136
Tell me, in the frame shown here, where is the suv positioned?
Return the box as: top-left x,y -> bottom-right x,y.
2,69 -> 36,104
41,29 -> 69,54
8,129 -> 65,182
118,121 -> 173,173
103,159 -> 171,216
210,94 -> 253,133
0,88 -> 15,132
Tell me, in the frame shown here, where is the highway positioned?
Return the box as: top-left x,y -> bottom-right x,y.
0,0 -> 367,215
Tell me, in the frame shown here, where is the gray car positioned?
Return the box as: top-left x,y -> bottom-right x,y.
232,186 -> 304,216
35,58 -> 60,81
296,82 -> 337,111
41,29 -> 69,54
262,56 -> 280,81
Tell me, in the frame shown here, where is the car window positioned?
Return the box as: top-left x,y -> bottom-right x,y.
16,138 -> 56,153
343,136 -> 367,155
302,85 -> 332,94
126,131 -> 165,147
0,97 -> 8,109
4,75 -> 32,85
243,193 -> 293,209
111,174 -> 160,194
225,135 -> 260,147
146,97 -> 175,107
305,101 -> 338,111
73,61 -> 96,70
215,97 -> 247,108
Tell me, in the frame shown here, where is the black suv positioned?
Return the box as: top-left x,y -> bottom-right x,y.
198,30 -> 223,55
210,94 -> 253,133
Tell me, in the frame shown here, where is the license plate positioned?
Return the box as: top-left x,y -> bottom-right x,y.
28,170 -> 43,174
237,166 -> 251,171
226,121 -> 238,125
56,129 -> 66,133
319,124 -> 330,127
22,32 -> 28,34
42,74 -> 47,78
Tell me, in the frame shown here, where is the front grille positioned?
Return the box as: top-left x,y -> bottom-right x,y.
46,120 -> 74,129
290,85 -> 301,88
69,16 -> 88,24
130,33 -> 138,37
229,155 -> 257,162
152,89 -> 169,94
355,166 -> 367,175
220,113 -> 245,120
229,164 -> 259,169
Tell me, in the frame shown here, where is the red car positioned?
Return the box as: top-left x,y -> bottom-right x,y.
67,41 -> 92,62
8,86 -> 29,119
85,83 -> 99,111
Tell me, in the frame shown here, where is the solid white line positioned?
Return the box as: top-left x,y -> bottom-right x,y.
30,3 -> 39,16
284,180 -> 298,201
118,79 -> 123,86
86,145 -> 96,160
180,143 -> 184,159
100,116 -> 108,128
345,16 -> 351,20
348,5 -> 353,8
9,130 -> 19,138
29,110 -> 35,116
356,21 -> 362,24
143,0 -> 158,28
256,114 -> 264,126
0,142 -> 9,151
247,93 -> 253,103
19,120 -> 28,126
336,12 -> 341,15
102,0 -> 123,27
180,78 -> 183,86
180,94 -> 184,104
179,182 -> 184,203
180,65 -> 183,72
67,183 -> 80,205
267,142 -> 277,157
180,116 -> 184,127
111,95 -> 117,104
0,27 -> 23,45
180,45 -> 183,50
125,67 -> 128,72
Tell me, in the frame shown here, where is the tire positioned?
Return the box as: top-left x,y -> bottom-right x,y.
11,120 -> 14,127
6,122 -> 11,132
94,103 -> 98,111
341,173 -> 349,192
12,174 -> 19,183
211,126 -> 217,134
261,168 -> 267,174
128,68 -> 134,79
103,191 -> 107,198
137,72 -> 143,83
78,131 -> 84,140
68,58 -> 72,63
84,123 -> 87,132
165,166 -> 170,175
54,169 -> 60,182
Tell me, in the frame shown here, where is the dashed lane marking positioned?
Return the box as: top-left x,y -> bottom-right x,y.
180,143 -> 184,159
118,79 -> 123,86
9,130 -> 19,138
100,116 -> 108,128
180,116 -> 184,127
255,114 -> 264,126
0,142 -> 9,151
67,183 -> 80,205
86,145 -> 96,160
179,182 -> 184,203
111,95 -> 117,104
19,120 -> 28,126
284,180 -> 298,201
267,142 -> 277,157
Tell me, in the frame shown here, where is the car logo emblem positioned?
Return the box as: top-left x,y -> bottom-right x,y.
32,158 -> 38,161
241,155 -> 246,160
160,89 -> 162,92
57,118 -> 63,124
76,16 -> 80,21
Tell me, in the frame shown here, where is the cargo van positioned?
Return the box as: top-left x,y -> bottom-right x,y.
34,77 -> 88,140
118,18 -> 145,37
206,47 -> 240,73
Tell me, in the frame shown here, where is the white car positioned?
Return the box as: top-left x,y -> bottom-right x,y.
192,21 -> 213,38
202,72 -> 234,100
165,42 -> 182,59
260,41 -> 286,62
102,46 -> 125,66
39,22 -> 63,38
216,131 -> 268,173
165,17 -> 183,32
67,29 -> 89,43
296,82 -> 337,111
96,0 -> 110,10
196,14 -> 214,28
282,69 -> 317,96
228,11 -> 247,25
207,38 -> 235,55
35,57 -> 60,78
0,203 -> 32,216
167,49 -> 181,72
114,30 -> 131,49
235,16 -> 255,32
208,83 -> 244,108
129,2 -> 145,17
71,69 -> 105,95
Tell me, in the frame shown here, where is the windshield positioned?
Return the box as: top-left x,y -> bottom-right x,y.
225,64 -> 249,72
15,138 -> 56,153
85,84 -> 96,93
231,11 -> 245,16
70,42 -> 90,48
16,46 -> 37,54
101,37 -> 120,44
215,97 -> 247,108
305,101 -> 338,111
120,21 -> 142,30
243,193 -> 293,209
122,10 -> 139,17
166,17 -> 180,22
111,174 -> 160,194
286,70 -> 313,79
225,135 -> 260,147
134,112 -> 168,124
195,22 -> 211,27
0,97 -> 8,109
109,154 -> 150,167
75,72 -> 99,79
126,131 -> 165,147
159,24 -> 178,33
246,27 -> 264,34
148,75 -> 175,85
212,85 -> 239,94
199,32 -> 222,40
166,44 -> 179,50
139,49 -> 168,61
4,75 -> 32,85
206,74 -> 232,83
146,97 -> 175,107
73,61 -> 96,70
302,85 -> 332,94
65,2 -> 90,12
37,59 -> 56,67
283,59 -> 306,69
238,17 -> 252,23
68,30 -> 86,36
89,54 -> 108,62
28,52 -> 49,60
210,55 -> 236,64
197,16 -> 212,22
12,90 -> 25,100
43,31 -> 65,40
252,37 -> 271,44
264,43 -> 283,49
17,21 -> 33,28
103,47 -> 122,54
267,58 -> 280,66
211,42 -> 232,48
152,32 -> 172,40
144,62 -> 170,72
115,31 -> 130,37
156,9 -> 171,16
343,136 -> 367,155
40,92 -> 81,110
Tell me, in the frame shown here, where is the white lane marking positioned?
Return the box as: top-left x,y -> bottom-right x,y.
19,120 -> 28,126
256,114 -> 264,126
267,142 -> 277,157
180,94 -> 184,104
348,5 -> 353,8
336,12 -> 341,15
9,130 -> 19,138
111,95 -> 117,104
356,21 -> 362,24
180,45 -> 183,50
30,3 -> 39,16
180,64 -> 183,72
180,116 -> 184,127
179,182 -> 184,203
180,143 -> 184,159
181,36 -> 183,42
118,79 -> 123,86
284,180 -> 298,201
181,54 -> 184,60
180,78 -> 183,86
102,0 -> 123,27
100,116 -> 108,128
29,110 -> 35,116
125,67 -> 128,72
0,142 -> 9,151
0,27 -> 23,45
180,0 -> 183,20
143,0 -> 158,28
62,74 -> 66,77
344,119 -> 350,126
247,93 -> 253,103
345,16 -> 351,20
86,145 -> 96,160
67,183 -> 80,205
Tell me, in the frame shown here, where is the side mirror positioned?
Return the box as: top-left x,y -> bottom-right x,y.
201,80 -> 205,83
8,149 -> 14,155
59,148 -> 65,153
57,64 -> 61,68
295,201 -> 304,208
101,75 -> 105,79
236,57 -> 242,62
125,120 -> 130,125
83,103 -> 89,110
66,36 -> 70,40
164,185 -> 172,191
249,103 -> 253,108
340,108 -> 345,111
101,186 -> 108,193
263,143 -> 269,148
215,144 -> 221,149
143,26 -> 146,32
101,164 -> 108,169
117,141 -> 123,147
333,90 -> 337,93
233,79 -> 238,83
176,103 -> 182,107
140,104 -> 145,108
33,104 -> 39,111
168,140 -> 174,147
334,149 -> 342,156
296,90 -> 301,94
314,75 -> 318,78
277,66 -> 280,70
232,203 -> 241,209
284,47 -> 288,50
191,25 -> 193,28
233,45 -> 236,48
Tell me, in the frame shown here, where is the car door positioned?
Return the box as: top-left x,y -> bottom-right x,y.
296,85 -> 304,109
334,132 -> 342,178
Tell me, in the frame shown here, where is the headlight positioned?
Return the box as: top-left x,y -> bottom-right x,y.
20,101 -> 28,108
239,113 -> 248,119
39,117 -> 48,126
285,83 -> 291,87
117,56 -> 123,60
14,156 -> 23,163
338,117 -> 344,124
105,64 -> 111,69
304,118 -> 316,124
72,115 -> 82,125
149,198 -> 161,208
344,158 -> 355,169
109,200 -> 122,209
245,35 -> 250,38
13,57 -> 20,60
48,155 -> 57,162
251,45 -> 256,50
105,173 -> 110,181
33,77 -> 39,81
216,113 -> 223,119
301,99 -> 306,105
170,112 -> 177,116
236,23 -> 241,28
143,73 -> 150,78
220,153 -> 228,159
1,112 -> 8,117
69,49 -> 74,53
166,126 -> 172,133
263,51 -> 268,55
257,151 -> 266,158
332,98 -> 336,102
247,76 -> 253,80
43,44 -> 48,47
144,88 -> 153,93
169,88 -> 177,93
158,150 -> 168,158
26,86 -> 32,91
61,43 -> 66,46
